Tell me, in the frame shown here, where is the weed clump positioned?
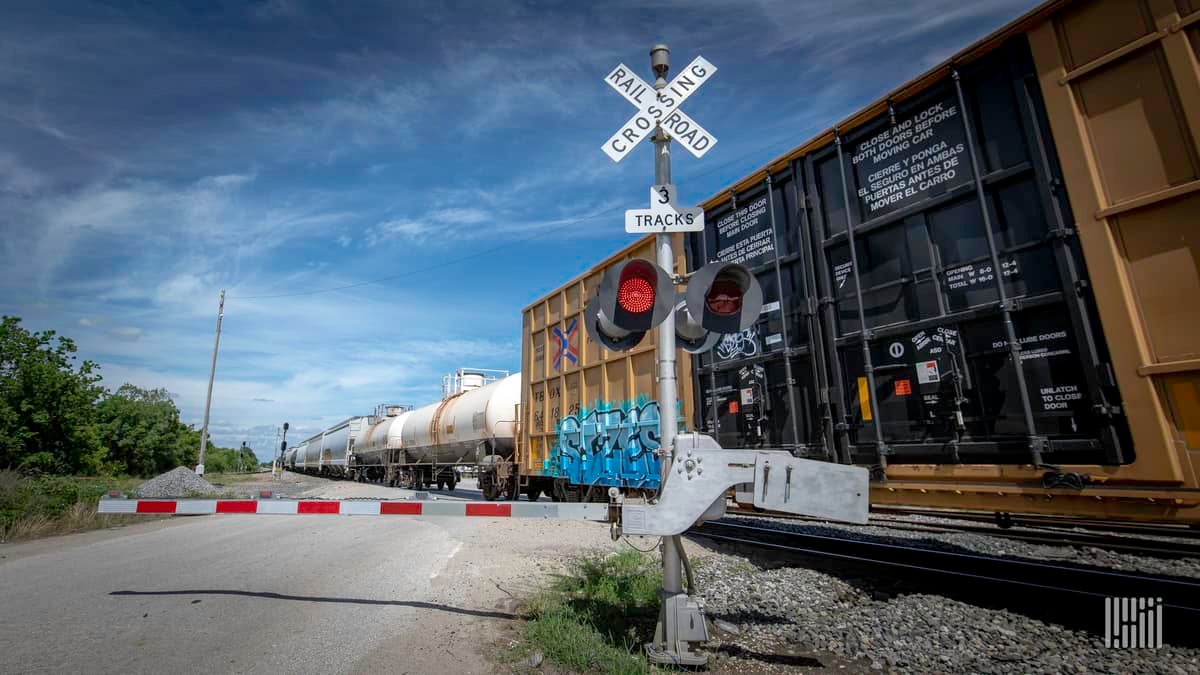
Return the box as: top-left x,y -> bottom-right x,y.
521,549 -> 664,674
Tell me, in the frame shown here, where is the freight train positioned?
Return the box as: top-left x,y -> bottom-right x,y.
515,0 -> 1200,525
290,0 -> 1200,524
285,370 -> 521,496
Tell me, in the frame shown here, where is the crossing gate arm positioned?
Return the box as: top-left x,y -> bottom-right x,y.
97,498 -> 610,521
619,433 -> 870,536
99,435 -> 868,535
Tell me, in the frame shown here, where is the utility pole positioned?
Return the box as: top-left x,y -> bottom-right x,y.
196,289 -> 225,476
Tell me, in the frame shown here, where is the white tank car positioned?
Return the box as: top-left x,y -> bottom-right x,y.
355,410 -> 413,466
401,373 -> 521,465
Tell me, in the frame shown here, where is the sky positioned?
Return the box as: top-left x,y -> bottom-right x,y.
0,0 -> 1041,461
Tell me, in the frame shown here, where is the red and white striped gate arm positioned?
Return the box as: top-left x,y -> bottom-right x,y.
97,498 -> 610,521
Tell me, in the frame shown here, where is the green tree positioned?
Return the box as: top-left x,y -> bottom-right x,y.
175,423 -> 201,468
0,316 -> 106,474
95,385 -> 195,476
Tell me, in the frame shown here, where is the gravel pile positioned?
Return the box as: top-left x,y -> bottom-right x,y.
693,550 -> 1200,674
728,514 -> 1200,580
135,467 -> 219,498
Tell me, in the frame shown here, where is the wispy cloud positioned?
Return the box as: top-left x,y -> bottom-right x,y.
365,218 -> 436,245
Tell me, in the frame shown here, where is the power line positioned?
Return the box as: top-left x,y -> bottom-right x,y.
228,138 -> 787,300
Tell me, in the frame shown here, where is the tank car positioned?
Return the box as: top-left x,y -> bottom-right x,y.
282,373 -> 521,494
350,374 -> 521,493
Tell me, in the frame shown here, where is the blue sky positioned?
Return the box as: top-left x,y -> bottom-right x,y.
0,0 -> 1039,461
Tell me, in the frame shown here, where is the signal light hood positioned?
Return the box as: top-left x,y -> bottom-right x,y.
685,262 -> 763,334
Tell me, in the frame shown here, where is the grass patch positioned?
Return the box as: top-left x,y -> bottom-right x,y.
520,549 -> 664,674
0,470 -> 151,542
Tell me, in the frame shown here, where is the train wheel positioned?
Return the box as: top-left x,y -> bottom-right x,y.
446,479 -> 457,492
437,480 -> 446,491
482,481 -> 499,501
525,487 -> 541,502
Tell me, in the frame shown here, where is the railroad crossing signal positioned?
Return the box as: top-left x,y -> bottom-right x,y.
598,45 -> 729,668
677,261 -> 764,353
584,258 -> 763,353
584,259 -> 675,352
625,184 -> 705,233
601,56 -> 718,163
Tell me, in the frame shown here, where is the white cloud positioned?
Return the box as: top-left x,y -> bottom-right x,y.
108,326 -> 143,341
429,207 -> 489,225
237,78 -> 430,161
0,151 -> 46,195
365,218 -> 435,245
200,173 -> 256,189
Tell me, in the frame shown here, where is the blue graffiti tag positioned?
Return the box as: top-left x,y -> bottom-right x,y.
547,397 -> 685,490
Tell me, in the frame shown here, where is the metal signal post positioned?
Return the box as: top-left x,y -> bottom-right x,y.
648,43 -> 696,667
647,44 -> 709,668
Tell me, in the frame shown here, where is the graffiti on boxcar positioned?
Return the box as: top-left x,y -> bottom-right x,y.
549,397 -> 684,488
717,327 -> 759,360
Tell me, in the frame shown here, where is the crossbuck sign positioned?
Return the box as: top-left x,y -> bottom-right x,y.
601,56 -> 718,163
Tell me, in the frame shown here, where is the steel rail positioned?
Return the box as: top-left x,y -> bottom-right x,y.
869,507 -> 1200,539
728,508 -> 1200,558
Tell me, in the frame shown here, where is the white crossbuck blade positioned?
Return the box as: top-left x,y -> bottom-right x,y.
99,435 -> 869,534
602,56 -> 719,162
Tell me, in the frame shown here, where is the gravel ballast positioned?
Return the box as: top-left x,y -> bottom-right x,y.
135,467 -> 219,498
692,547 -> 1200,674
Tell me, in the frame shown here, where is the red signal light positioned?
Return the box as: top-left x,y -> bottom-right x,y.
705,278 -> 743,316
617,274 -> 655,314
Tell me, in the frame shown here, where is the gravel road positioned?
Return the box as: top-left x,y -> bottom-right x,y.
0,475 -> 617,674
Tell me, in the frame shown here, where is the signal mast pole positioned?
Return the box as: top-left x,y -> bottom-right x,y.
196,289 -> 225,476
647,44 -> 707,668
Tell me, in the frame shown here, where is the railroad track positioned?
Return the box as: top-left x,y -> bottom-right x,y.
729,507 -> 1200,558
690,519 -> 1200,646
870,506 -> 1200,539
